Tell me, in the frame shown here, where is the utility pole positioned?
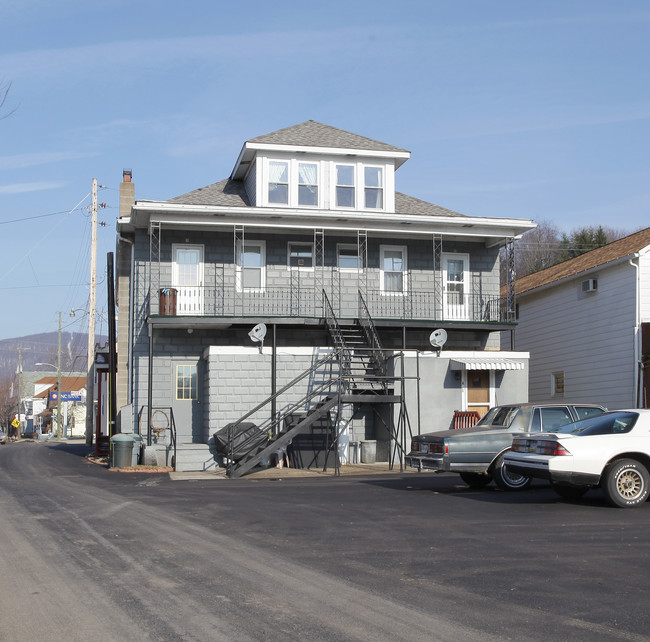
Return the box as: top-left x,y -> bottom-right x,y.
56,311 -> 62,439
89,178 -> 97,371
86,178 -> 98,446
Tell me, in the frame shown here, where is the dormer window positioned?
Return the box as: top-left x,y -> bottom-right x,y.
364,167 -> 383,209
298,163 -> 318,206
268,161 -> 289,204
335,165 -> 355,208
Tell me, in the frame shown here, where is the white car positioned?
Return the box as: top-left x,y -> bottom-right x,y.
504,409 -> 650,508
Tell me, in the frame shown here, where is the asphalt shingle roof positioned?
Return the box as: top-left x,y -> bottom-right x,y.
515,227 -> 650,295
167,178 -> 466,218
248,120 -> 409,154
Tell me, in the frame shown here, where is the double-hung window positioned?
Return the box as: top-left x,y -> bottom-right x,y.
298,163 -> 318,206
380,245 -> 406,294
336,165 -> 355,208
268,161 -> 289,204
288,243 -> 313,269
237,241 -> 265,291
364,167 -> 383,209
337,244 -> 361,270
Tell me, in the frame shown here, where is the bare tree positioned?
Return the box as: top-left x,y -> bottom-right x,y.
0,375 -> 18,430
1,81 -> 16,119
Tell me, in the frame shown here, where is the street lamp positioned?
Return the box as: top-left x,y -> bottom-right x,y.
36,358 -> 62,439
35,313 -> 62,438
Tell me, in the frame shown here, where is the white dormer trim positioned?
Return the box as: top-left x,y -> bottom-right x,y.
232,141 -> 410,180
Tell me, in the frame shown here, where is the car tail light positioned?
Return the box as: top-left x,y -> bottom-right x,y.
537,441 -> 571,456
411,441 -> 420,452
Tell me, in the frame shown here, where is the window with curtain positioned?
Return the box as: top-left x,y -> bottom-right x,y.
268,161 -> 288,204
364,166 -> 383,208
336,165 -> 355,207
298,163 -> 318,206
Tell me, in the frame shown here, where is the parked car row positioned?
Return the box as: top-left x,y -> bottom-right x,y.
405,403 -> 606,490
406,404 -> 650,508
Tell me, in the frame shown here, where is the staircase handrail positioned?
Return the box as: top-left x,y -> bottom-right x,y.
322,290 -> 354,378
357,290 -> 388,376
226,348 -> 343,433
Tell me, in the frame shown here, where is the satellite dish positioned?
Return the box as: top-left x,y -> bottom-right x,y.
248,323 -> 267,344
429,329 -> 448,351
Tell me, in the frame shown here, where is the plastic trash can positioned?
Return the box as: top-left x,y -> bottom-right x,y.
360,440 -> 377,464
111,433 -> 135,468
131,434 -> 143,466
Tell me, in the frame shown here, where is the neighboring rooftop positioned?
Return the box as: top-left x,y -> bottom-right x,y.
515,227 -> 650,295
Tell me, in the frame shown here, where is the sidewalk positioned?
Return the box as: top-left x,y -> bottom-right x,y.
170,462 -> 418,481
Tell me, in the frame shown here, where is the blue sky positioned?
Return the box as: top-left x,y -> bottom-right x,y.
1,0 -> 648,341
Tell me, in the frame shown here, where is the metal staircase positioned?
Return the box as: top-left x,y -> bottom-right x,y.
221,291 -> 399,478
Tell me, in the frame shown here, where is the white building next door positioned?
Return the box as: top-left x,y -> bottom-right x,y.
173,244 -> 204,315
442,253 -> 469,320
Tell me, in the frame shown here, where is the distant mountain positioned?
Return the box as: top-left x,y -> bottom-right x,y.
0,332 -> 108,379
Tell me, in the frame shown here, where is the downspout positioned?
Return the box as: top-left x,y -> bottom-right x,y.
628,258 -> 641,406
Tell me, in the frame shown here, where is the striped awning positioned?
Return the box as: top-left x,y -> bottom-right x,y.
450,358 -> 525,371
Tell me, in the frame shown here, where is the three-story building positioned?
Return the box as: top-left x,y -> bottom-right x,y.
116,121 -> 534,473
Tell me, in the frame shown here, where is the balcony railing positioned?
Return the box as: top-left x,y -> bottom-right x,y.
154,286 -> 512,323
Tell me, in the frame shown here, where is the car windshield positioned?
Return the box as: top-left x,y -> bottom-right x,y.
555,411 -> 639,436
475,406 -> 521,427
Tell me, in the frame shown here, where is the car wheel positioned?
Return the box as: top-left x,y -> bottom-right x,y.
551,483 -> 589,501
492,454 -> 532,491
459,472 -> 493,488
602,459 -> 650,508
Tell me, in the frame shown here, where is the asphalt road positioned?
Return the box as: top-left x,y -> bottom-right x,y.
1,440 -> 649,642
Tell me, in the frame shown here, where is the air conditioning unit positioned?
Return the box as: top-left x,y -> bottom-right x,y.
581,278 -> 598,293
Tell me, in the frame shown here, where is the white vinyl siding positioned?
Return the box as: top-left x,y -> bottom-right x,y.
639,252 -> 650,321
515,261 -> 637,409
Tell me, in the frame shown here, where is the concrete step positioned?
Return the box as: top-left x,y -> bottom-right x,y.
174,443 -> 219,472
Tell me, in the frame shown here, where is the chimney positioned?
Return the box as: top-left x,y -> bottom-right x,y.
119,169 -> 135,218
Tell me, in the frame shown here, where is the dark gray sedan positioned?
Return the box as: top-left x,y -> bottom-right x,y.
405,403 -> 606,490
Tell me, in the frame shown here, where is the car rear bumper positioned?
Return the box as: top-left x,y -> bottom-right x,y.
505,458 -> 600,486
405,455 -> 447,472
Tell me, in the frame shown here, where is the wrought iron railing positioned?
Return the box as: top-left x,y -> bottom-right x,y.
154,285 -> 511,323
357,290 -> 388,377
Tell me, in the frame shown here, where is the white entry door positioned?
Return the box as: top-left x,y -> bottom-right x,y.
442,253 -> 469,320
172,245 -> 204,315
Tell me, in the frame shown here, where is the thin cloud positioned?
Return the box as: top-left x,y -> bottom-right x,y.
0,181 -> 65,194
0,151 -> 94,171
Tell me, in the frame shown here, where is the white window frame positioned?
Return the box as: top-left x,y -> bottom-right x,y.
335,163 -> 356,208
364,165 -> 384,209
337,244 -> 361,271
297,162 -> 319,207
380,245 -> 407,295
264,158 -> 321,208
175,364 -> 198,401
236,240 -> 266,292
287,242 -> 314,271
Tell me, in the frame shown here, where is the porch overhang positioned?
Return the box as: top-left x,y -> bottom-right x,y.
450,357 -> 526,371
